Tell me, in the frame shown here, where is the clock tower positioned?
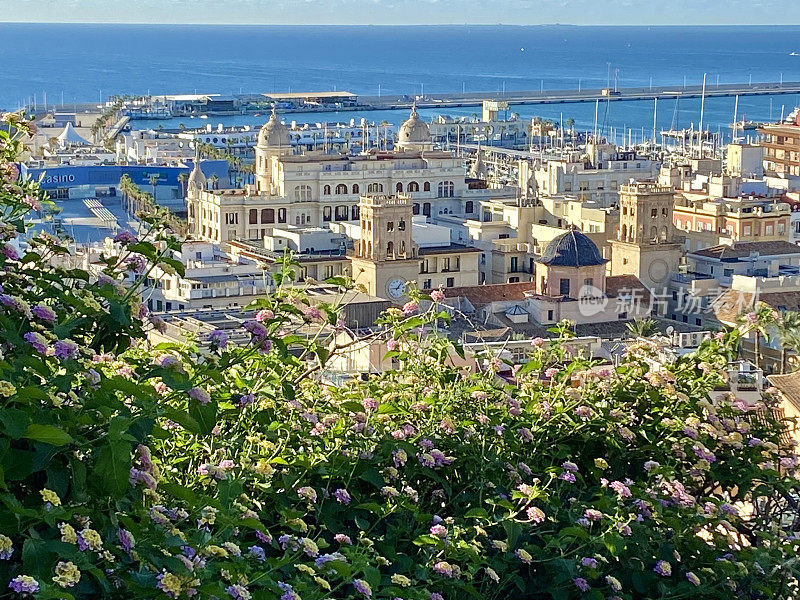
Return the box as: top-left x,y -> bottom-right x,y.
350,194 -> 421,302
610,182 -> 682,292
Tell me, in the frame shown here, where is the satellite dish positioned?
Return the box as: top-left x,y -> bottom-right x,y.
666,326 -> 674,335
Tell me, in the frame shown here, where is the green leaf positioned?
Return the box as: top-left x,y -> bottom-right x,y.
22,424 -> 73,446
0,408 -> 29,439
95,441 -> 132,497
189,400 -> 217,436
162,408 -> 201,435
464,508 -> 489,519
359,468 -> 384,490
160,482 -> 197,505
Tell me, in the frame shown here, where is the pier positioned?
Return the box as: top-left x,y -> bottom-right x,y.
361,81 -> 800,110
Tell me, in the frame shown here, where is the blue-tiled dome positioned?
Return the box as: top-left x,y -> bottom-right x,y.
535,229 -> 606,267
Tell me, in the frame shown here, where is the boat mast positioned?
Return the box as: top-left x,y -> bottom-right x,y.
732,94 -> 739,143
652,97 -> 658,144
698,72 -> 707,158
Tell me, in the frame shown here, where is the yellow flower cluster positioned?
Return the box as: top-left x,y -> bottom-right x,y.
79,527 -> 103,551
59,523 -> 77,544
40,488 -> 61,507
52,561 -> 80,587
0,380 -> 16,397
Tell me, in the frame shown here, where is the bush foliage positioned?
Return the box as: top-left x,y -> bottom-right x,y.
1,114 -> 800,599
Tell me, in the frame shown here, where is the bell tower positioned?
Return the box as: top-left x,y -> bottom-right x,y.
350,194 -> 420,301
610,182 -> 682,291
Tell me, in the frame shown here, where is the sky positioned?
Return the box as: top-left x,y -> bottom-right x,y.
3,0 -> 799,26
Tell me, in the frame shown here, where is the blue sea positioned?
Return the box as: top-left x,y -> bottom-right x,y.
3,23 -> 800,143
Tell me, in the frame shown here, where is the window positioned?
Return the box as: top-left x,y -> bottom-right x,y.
651,208 -> 658,217
579,181 -> 589,191
323,185 -> 331,195
564,182 -> 572,192
724,268 -> 733,278
766,224 -> 774,236
351,205 -> 359,220
294,185 -> 312,202
423,203 -> 431,217
249,209 -> 258,224
408,181 -> 419,192
559,278 -> 570,296
396,182 -> 403,193
423,279 -> 431,290
413,203 -> 420,215
352,184 -> 359,194
662,207 -> 668,217
547,310 -> 554,321
398,220 -> 406,231
225,212 -> 238,225
583,277 -> 593,288
437,181 -> 455,198
446,277 -> 454,287
695,318 -> 702,326
261,208 -> 274,224
442,257 -> 451,271
618,312 -> 628,319
509,276 -> 520,283
510,257 -> 518,272
387,241 -> 394,256
334,205 -> 348,221
465,201 -> 474,213
423,182 -> 430,192
278,208 -> 287,223
335,184 -> 347,194
367,183 -> 383,193
323,206 -> 332,222
387,221 -> 394,232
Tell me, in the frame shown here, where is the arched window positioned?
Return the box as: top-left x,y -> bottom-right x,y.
661,225 -> 668,241
413,203 -> 420,215
650,226 -> 658,240
396,182 -> 403,193
465,201 -> 474,213
323,185 -> 331,195
294,185 -> 312,202
335,184 -> 347,194
423,182 -> 431,192
400,241 -> 406,254
621,224 -> 628,241
367,183 -> 383,193
408,181 -> 419,192
296,215 -> 301,225
437,181 -> 455,198
249,209 -> 258,224
352,184 -> 359,194
387,241 -> 394,256
398,219 -> 406,231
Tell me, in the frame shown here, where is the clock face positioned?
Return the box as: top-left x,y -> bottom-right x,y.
387,278 -> 407,299
648,259 -> 669,284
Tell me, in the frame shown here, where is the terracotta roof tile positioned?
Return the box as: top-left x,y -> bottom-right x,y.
691,241 -> 800,261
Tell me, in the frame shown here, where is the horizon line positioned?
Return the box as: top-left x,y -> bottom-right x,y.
2,21 -> 800,27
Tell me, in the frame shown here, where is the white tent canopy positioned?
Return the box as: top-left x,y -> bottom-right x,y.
57,122 -> 91,147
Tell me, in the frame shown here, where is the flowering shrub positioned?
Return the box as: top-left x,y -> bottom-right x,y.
1,113 -> 800,599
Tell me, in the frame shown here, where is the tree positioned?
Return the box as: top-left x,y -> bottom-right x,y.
177,172 -> 189,199
625,317 -> 660,338
776,310 -> 800,373
737,302 -> 778,371
148,173 -> 159,202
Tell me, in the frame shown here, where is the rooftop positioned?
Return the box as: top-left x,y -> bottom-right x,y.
534,229 -> 607,268
690,241 -> 800,261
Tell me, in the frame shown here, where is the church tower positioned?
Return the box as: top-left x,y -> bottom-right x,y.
349,194 -> 420,302
610,182 -> 682,291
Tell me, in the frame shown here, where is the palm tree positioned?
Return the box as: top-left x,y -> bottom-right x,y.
737,302 -> 778,371
776,310 -> 800,373
209,175 -> 219,190
625,317 -> 660,338
149,174 -> 159,203
177,172 -> 189,198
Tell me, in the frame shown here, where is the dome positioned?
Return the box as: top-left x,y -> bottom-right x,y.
257,108 -> 291,148
397,104 -> 431,148
187,150 -> 206,192
535,229 -> 607,267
